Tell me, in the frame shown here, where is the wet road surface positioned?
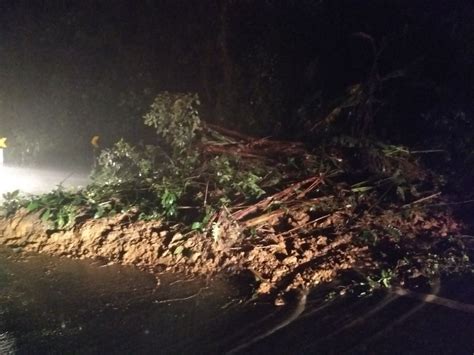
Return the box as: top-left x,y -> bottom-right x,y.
0,248 -> 473,354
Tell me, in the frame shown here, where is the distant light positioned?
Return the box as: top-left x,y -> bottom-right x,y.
0,166 -> 38,196
0,166 -> 89,199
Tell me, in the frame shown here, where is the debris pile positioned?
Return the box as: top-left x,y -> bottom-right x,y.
0,121 -> 472,300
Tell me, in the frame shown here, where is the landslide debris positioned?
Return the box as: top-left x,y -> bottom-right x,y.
0,92 -> 472,300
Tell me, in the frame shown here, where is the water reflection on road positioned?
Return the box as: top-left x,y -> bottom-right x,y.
0,247 -> 473,354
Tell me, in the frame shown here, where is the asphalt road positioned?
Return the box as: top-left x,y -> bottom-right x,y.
0,247 -> 473,354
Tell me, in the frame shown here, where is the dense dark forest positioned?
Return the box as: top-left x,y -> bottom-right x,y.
1,1 -> 473,172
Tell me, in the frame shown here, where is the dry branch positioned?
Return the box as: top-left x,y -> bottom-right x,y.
231,175 -> 323,221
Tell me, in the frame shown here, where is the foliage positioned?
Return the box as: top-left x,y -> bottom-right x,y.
143,92 -> 202,158
86,92 -> 288,222
0,191 -> 26,218
91,139 -> 163,186
1,92 -> 289,229
25,188 -> 86,229
209,155 -> 266,200
87,92 -> 205,219
367,269 -> 394,290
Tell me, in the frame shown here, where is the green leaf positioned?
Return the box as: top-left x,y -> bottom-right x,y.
26,200 -> 41,212
191,222 -> 202,231
174,245 -> 184,255
351,186 -> 374,193
41,209 -> 51,222
57,215 -> 66,229
94,206 -> 106,219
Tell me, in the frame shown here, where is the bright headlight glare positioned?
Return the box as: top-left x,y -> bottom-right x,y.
0,166 -> 39,196
0,166 -> 89,199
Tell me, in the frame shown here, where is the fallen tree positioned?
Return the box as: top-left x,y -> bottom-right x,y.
0,92 -> 472,302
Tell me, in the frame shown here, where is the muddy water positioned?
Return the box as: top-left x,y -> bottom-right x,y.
0,247 -> 473,355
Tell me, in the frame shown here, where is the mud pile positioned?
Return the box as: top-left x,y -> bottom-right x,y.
0,197 -> 465,300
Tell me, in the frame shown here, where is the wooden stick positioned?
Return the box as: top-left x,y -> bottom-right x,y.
402,192 -> 441,208
203,180 -> 209,207
409,149 -> 445,154
242,209 -> 286,228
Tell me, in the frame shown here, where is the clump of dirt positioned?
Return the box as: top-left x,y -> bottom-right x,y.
0,209 -> 363,299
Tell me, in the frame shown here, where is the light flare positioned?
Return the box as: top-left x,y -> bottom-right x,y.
0,166 -> 89,198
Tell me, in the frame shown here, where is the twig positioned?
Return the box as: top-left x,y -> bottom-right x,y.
296,180 -> 317,198
203,180 -> 209,207
58,172 -> 75,186
402,192 -> 442,208
153,287 -> 208,304
409,149 -> 445,154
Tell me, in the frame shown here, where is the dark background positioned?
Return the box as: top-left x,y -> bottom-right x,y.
0,0 -> 473,170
